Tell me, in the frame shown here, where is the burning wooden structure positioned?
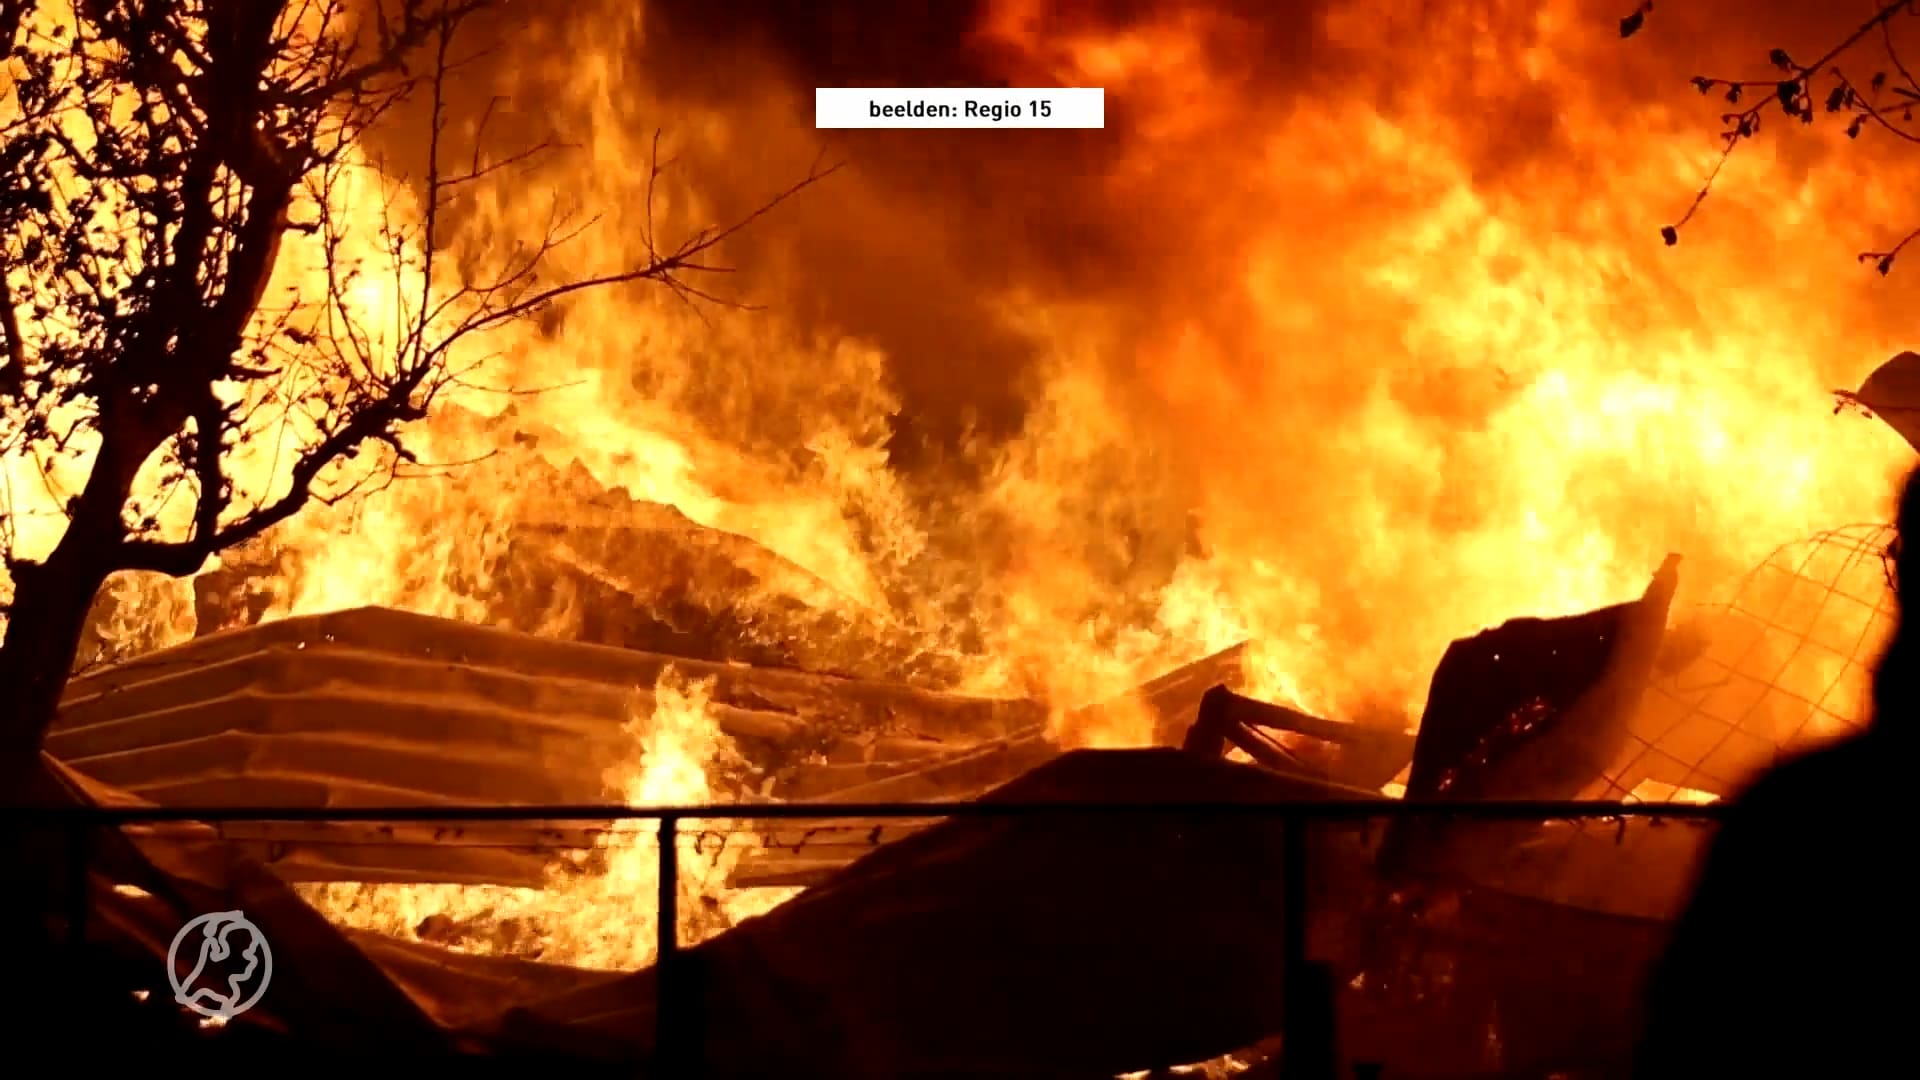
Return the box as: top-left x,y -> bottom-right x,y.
28,523 -> 1894,1076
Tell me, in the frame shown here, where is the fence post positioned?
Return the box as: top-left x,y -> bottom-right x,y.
67,819 -> 90,954
655,812 -> 697,1077
1279,811 -> 1337,1080
1281,812 -> 1306,994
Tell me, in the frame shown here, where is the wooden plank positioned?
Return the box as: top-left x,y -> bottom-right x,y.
1198,686 -> 1415,758
728,858 -> 868,890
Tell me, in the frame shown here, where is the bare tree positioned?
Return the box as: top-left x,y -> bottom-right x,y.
0,0 -> 833,757
1622,0 -> 1920,271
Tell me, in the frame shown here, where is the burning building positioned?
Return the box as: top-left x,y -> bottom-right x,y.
8,0 -> 1920,1075
36,509 -> 1901,1075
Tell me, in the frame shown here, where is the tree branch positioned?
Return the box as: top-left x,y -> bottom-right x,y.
121,389 -> 424,575
1638,0 -> 1920,268
0,0 -> 836,751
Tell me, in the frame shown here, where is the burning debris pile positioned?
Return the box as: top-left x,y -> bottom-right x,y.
36,511 -> 1901,1074
18,0 -> 1920,1071
36,316 -> 1917,1076
48,603 -> 1041,966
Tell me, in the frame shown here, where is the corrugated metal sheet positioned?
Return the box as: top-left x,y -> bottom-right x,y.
47,606 -> 1042,885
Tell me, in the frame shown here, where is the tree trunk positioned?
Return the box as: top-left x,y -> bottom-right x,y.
3,405 -> 165,765
0,554 -> 111,761
1,578 -> 107,1042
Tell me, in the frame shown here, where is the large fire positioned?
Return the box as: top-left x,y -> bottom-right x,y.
302,668 -> 799,970
7,0 -> 1917,969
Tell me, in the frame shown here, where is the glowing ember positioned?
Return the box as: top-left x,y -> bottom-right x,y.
1627,779 -> 1721,805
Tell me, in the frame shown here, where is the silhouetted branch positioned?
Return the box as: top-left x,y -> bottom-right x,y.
1861,222 -> 1920,275
1631,0 -> 1920,270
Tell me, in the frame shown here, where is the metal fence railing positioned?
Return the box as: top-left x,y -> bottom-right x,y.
20,799 -> 1728,1077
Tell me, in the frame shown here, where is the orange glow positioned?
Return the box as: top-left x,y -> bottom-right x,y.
7,0 -> 1916,965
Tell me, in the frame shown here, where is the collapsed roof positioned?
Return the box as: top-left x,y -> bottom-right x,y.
36,518 -> 1897,1075
50,606 -> 1044,888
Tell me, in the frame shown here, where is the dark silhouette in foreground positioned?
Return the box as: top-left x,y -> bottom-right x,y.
1634,466 -> 1918,1078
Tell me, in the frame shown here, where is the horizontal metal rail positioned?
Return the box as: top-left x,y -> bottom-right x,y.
2,797 -> 1730,824
25,795 -> 1730,1076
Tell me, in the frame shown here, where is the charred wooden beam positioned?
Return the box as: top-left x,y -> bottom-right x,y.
1382,555 -> 1684,885
1187,685 -> 1415,790
1185,693 -> 1312,775
1404,554 -> 1681,803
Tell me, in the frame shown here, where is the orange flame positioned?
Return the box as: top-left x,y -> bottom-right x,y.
10,0 -> 1918,961
299,668 -> 796,970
